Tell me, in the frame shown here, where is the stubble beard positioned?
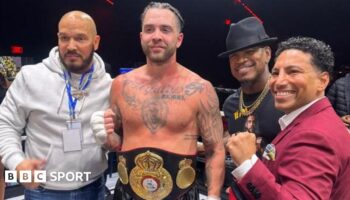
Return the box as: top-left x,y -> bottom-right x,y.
142,43 -> 176,65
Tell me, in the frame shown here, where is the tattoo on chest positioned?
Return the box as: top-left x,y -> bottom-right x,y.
141,84 -> 187,101
141,98 -> 168,133
122,80 -> 139,108
122,80 -> 204,106
121,79 -> 204,133
184,134 -> 198,141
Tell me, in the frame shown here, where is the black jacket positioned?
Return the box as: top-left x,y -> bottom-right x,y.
0,87 -> 6,103
327,73 -> 350,116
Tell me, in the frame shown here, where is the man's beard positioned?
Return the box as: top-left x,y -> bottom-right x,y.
240,79 -> 255,88
59,50 -> 94,74
240,72 -> 263,88
141,44 -> 176,64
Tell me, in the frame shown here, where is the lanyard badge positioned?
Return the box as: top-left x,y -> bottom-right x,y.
62,65 -> 94,152
62,128 -> 82,152
63,65 -> 94,120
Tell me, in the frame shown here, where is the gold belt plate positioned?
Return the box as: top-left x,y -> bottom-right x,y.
129,151 -> 173,200
117,155 -> 129,184
176,158 -> 196,189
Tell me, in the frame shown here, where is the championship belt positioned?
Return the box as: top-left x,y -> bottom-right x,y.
117,147 -> 197,200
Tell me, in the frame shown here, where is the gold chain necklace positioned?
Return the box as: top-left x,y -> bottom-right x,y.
239,79 -> 270,116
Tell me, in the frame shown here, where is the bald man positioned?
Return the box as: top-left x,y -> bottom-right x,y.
0,11 -> 111,200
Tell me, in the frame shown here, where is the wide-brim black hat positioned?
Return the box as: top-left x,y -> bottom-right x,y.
218,17 -> 277,58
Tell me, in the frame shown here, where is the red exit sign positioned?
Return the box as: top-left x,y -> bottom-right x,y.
11,45 -> 23,55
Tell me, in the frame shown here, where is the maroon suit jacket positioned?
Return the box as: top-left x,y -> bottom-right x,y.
237,98 -> 350,200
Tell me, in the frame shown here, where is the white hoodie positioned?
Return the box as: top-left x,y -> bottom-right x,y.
0,47 -> 112,190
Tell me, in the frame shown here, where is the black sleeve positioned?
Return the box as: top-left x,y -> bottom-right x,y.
326,80 -> 337,106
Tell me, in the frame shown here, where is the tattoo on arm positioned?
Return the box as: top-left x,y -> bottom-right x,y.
197,82 -> 225,195
197,83 -> 223,157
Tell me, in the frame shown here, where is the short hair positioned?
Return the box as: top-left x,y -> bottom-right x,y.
275,37 -> 334,75
140,2 -> 184,32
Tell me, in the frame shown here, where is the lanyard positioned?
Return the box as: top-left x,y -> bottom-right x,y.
63,65 -> 94,119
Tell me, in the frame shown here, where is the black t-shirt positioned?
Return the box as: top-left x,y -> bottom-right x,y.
222,88 -> 284,188
223,88 -> 284,146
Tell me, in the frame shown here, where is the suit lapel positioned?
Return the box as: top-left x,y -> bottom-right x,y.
272,98 -> 331,146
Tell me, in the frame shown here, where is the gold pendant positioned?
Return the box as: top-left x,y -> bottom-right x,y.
129,151 -> 173,200
117,156 -> 129,184
240,107 -> 248,115
176,159 -> 196,189
72,90 -> 88,100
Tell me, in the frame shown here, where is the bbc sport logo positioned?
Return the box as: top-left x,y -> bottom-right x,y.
5,170 -> 92,183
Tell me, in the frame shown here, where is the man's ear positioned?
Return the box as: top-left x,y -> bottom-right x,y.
93,35 -> 101,51
176,33 -> 184,48
264,46 -> 272,65
318,71 -> 330,91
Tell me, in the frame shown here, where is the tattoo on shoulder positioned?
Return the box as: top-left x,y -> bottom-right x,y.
184,82 -> 204,96
141,98 -> 168,133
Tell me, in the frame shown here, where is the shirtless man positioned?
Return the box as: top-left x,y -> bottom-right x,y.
91,2 -> 225,200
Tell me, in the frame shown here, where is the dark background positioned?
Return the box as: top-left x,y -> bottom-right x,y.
1,0 -> 350,89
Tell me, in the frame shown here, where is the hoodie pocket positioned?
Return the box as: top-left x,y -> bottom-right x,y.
44,143 -> 107,187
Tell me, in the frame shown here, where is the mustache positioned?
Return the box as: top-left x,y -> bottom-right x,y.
236,62 -> 254,71
64,51 -> 81,57
150,44 -> 166,48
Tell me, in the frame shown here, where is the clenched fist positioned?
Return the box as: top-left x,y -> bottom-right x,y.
226,131 -> 257,166
90,109 -> 121,151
